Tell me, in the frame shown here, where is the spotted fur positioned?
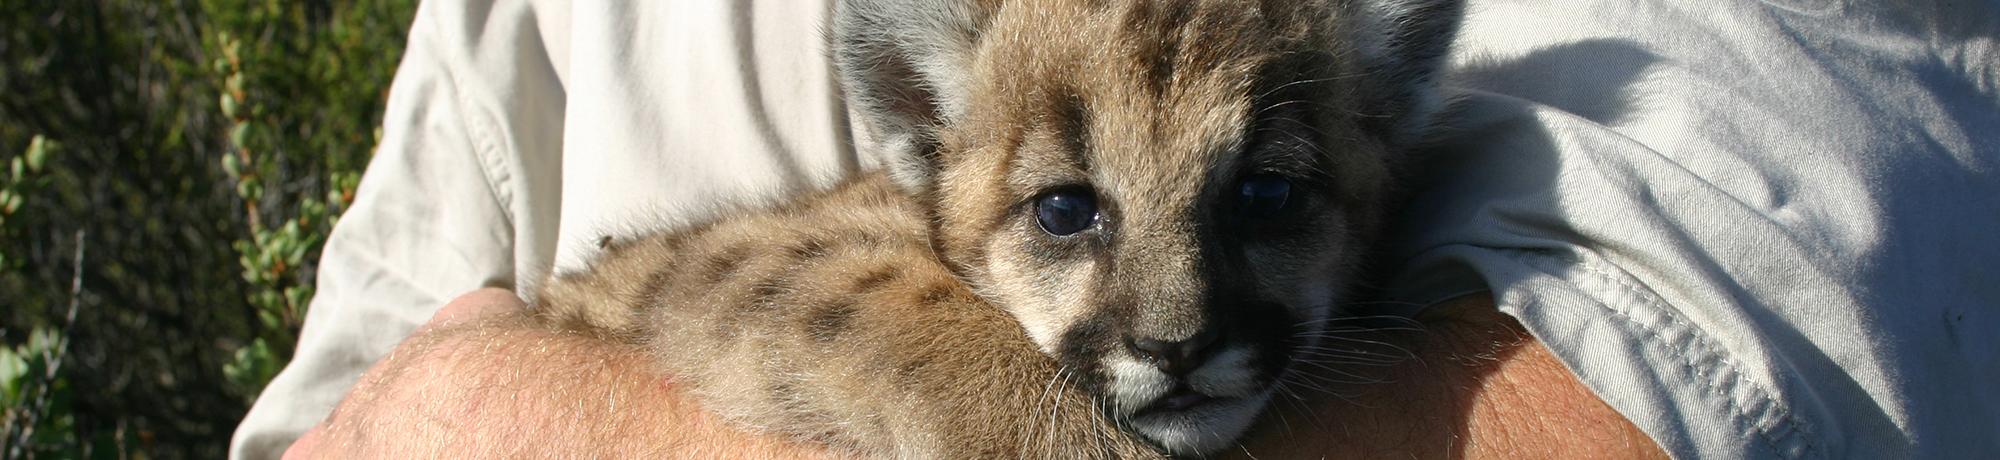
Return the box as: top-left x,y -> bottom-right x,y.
536,0 -> 1460,457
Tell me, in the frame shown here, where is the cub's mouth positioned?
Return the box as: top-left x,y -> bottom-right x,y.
1138,389 -> 1216,415
1051,298 -> 1310,455
1127,392 -> 1271,456
1079,332 -> 1297,456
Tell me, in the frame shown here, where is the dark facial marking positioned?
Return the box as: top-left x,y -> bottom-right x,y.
1054,93 -> 1094,171
1210,298 -> 1301,387
1122,1 -> 1195,95
1054,311 -> 1123,398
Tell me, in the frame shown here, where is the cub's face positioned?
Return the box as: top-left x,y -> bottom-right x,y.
836,0 -> 1457,455
928,1 -> 1389,453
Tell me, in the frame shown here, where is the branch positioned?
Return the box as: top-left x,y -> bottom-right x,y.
6,231 -> 85,459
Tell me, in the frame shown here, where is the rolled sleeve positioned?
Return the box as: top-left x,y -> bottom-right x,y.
228,1 -> 568,458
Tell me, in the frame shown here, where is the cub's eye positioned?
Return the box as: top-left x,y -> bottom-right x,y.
1238,174 -> 1293,219
1035,189 -> 1099,236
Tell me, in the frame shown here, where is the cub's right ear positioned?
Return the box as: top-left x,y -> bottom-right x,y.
1339,0 -> 1464,148
832,0 -> 991,193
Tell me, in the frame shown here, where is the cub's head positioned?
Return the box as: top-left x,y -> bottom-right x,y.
835,0 -> 1459,454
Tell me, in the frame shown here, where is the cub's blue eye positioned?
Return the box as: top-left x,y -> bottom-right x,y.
1036,190 -> 1098,236
1239,174 -> 1292,219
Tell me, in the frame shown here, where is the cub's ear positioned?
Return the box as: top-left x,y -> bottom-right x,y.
832,0 -> 991,193
1338,0 -> 1464,148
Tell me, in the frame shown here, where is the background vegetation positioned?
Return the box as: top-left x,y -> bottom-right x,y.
0,0 -> 418,457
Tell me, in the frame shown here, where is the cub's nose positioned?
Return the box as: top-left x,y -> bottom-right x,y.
1126,329 -> 1221,376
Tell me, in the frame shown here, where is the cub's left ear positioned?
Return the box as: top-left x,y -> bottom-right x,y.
1339,0 -> 1464,148
831,0 -> 992,194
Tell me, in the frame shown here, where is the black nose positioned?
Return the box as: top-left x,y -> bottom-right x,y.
1127,329 -> 1220,376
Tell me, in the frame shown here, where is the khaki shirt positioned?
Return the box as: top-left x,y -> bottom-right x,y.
232,0 -> 2000,458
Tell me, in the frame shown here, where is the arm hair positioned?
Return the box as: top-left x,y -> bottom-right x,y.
1234,294 -> 1668,459
295,290 -> 1661,459
294,298 -> 837,459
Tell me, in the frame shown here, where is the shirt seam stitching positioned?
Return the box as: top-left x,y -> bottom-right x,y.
431,43 -> 518,230
1511,249 -> 1820,458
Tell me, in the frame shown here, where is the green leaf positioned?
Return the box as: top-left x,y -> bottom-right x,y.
237,176 -> 263,201
2,191 -> 21,214
1,345 -> 26,403
220,92 -> 241,119
31,328 -> 59,349
221,152 -> 242,177
224,338 -> 279,398
286,242 -> 308,266
229,122 -> 252,147
256,307 -> 281,330
283,286 -> 308,312
254,247 -> 275,271
25,135 -> 54,171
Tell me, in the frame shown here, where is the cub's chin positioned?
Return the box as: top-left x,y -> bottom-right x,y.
1086,338 -> 1293,455
1127,392 -> 1271,455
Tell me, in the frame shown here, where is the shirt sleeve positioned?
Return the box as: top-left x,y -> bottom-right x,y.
227,1 -> 569,458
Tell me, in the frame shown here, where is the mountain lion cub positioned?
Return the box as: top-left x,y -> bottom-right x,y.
535,0 -> 1460,457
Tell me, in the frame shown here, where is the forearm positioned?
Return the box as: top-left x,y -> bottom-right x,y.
298,289 -> 1661,458
1238,294 -> 1665,458
297,311 -> 833,459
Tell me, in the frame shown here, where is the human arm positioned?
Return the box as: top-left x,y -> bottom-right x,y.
1234,294 -> 1667,459
288,289 -> 1661,458
283,288 -> 835,459
227,1 -> 569,457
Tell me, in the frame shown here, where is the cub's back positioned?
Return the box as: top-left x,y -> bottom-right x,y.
534,174 -> 1155,458
537,175 -> 929,339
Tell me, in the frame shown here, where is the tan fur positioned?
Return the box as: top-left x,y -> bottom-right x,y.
538,176 -> 1158,458
932,0 -> 1395,341
536,0 -> 1459,457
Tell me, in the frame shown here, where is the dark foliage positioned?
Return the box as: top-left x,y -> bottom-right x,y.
0,0 -> 416,457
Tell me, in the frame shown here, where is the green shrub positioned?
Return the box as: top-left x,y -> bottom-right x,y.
0,0 -> 417,457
